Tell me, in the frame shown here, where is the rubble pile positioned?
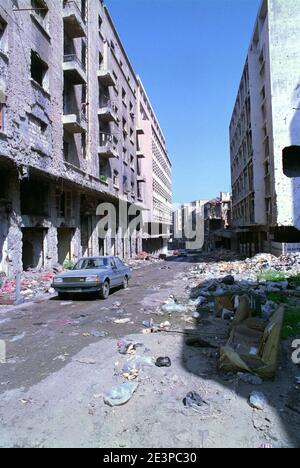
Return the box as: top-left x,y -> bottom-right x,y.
194,251 -> 300,280
127,255 -> 163,270
0,270 -> 55,304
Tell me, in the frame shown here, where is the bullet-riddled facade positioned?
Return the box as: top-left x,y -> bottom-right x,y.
230,0 -> 300,256
0,0 -> 172,275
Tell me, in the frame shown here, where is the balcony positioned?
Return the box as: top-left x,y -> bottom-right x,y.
98,67 -> 116,87
98,99 -> 118,124
63,54 -> 86,85
98,133 -> 118,159
63,112 -> 87,134
136,127 -> 144,135
63,1 -> 86,38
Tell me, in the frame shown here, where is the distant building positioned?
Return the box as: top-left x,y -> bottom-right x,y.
230,0 -> 300,256
203,192 -> 232,251
171,200 -> 207,251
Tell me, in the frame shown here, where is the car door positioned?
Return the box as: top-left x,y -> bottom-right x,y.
114,257 -> 126,286
108,257 -> 119,287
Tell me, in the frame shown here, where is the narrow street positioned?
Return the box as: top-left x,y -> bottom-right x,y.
0,256 -> 299,448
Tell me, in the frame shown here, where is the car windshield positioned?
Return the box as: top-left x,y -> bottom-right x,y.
73,258 -> 109,270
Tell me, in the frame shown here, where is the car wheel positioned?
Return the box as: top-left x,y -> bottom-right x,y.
122,276 -> 129,289
100,280 -> 110,299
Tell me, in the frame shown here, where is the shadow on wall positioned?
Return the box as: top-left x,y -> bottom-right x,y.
180,277 -> 300,448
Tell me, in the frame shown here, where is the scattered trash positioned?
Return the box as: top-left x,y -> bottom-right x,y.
104,382 -> 139,407
114,318 -> 131,324
9,332 -> 26,343
219,306 -> 284,379
155,357 -> 171,367
90,330 -> 107,338
221,275 -> 235,285
221,309 -> 234,320
53,354 -> 69,362
238,373 -> 263,385
76,358 -> 97,365
261,301 -> 277,320
248,391 -> 268,411
19,398 -> 32,405
122,355 -> 154,373
161,300 -> 187,314
188,296 -> 206,307
117,339 -> 138,355
183,391 -> 208,411
142,319 -> 171,332
123,369 -> 139,380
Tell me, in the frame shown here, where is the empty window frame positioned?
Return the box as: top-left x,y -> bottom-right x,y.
31,51 -> 49,90
113,170 -> 119,187
56,189 -> 72,218
31,0 -> 48,19
0,16 -> 8,53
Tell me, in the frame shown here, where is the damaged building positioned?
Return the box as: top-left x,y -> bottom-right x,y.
203,192 -> 232,251
0,0 -> 172,276
230,0 -> 300,256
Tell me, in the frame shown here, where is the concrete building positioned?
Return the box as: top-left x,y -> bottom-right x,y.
171,200 -> 207,251
203,192 -> 232,251
230,0 -> 300,256
136,78 -> 172,256
0,0 -> 171,276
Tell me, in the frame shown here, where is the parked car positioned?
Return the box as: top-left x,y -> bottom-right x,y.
52,256 -> 132,299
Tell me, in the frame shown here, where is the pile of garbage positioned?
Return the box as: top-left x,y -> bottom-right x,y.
0,270 -> 55,304
127,255 -> 163,270
194,252 -> 300,281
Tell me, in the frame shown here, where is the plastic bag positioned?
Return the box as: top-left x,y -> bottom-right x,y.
104,382 -> 139,407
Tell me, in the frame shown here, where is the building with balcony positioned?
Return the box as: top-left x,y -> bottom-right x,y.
0,0 -> 172,275
230,0 -> 300,256
136,78 -> 172,255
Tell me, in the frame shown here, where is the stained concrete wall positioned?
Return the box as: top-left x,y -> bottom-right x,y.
230,0 -> 300,254
268,0 -> 300,229
0,1 -> 171,275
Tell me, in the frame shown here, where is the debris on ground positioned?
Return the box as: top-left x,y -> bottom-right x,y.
161,300 -> 188,314
237,373 -> 263,385
248,391 -> 268,410
155,357 -> 172,367
183,391 -> 208,411
114,318 -> 131,324
122,355 -> 154,373
117,338 -> 140,355
90,330 -> 108,338
0,270 -> 56,305
104,382 -> 139,407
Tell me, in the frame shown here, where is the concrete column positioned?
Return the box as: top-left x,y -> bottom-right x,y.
7,174 -> 22,275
